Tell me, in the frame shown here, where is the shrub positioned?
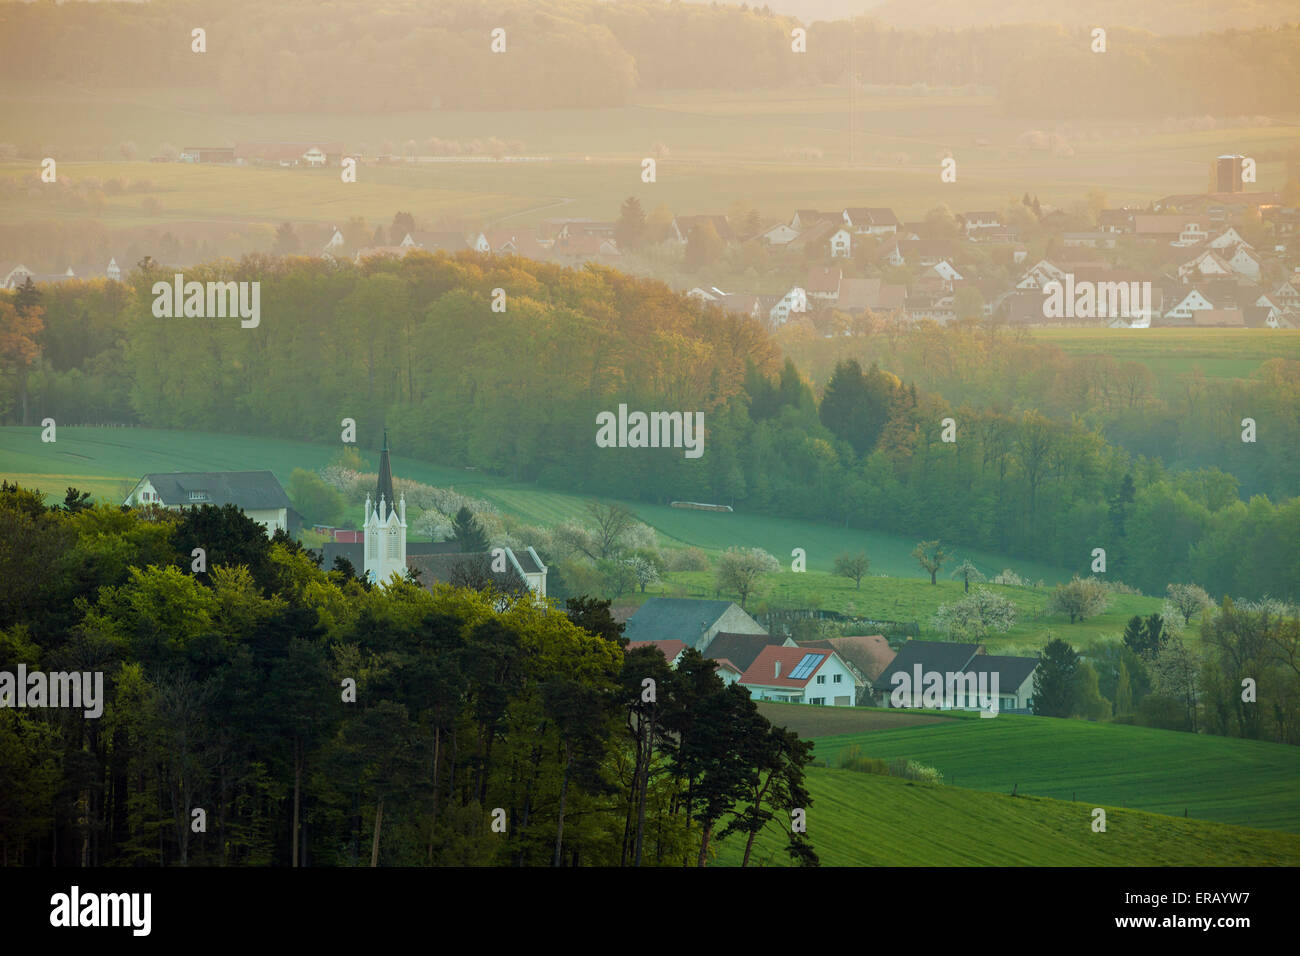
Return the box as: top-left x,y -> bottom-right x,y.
666,546 -> 710,572
838,744 -> 888,775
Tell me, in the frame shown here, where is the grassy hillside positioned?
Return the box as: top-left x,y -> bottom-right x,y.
663,569 -> 1161,652
711,766 -> 1300,866
771,710 -> 1300,832
0,425 -> 1072,585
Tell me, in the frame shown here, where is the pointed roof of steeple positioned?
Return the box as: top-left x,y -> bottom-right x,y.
376,430 -> 395,509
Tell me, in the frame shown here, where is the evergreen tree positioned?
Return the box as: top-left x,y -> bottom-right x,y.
1033,637 -> 1079,717
451,506 -> 489,553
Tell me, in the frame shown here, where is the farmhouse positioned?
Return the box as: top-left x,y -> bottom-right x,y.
739,646 -> 861,707
0,262 -> 34,290
622,597 -> 766,652
872,641 -> 1038,713
234,142 -> 344,167
797,634 -> 896,704
123,471 -> 299,537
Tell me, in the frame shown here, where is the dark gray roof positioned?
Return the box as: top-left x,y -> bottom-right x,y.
140,471 -> 292,511
406,552 -> 526,592
705,632 -> 782,672
318,540 -> 459,569
624,598 -> 744,644
872,641 -> 983,691
513,548 -> 544,574
967,655 -> 1039,688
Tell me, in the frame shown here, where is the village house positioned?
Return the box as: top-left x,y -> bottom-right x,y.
739,646 -> 861,707
123,471 -> 300,537
872,641 -> 1037,713
842,207 -> 900,237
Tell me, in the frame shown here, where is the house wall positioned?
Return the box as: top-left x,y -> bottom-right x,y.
804,656 -> 857,706
697,605 -> 767,651
247,507 -> 289,536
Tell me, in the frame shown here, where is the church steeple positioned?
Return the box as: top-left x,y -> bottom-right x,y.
363,430 -> 406,586
376,429 -> 395,512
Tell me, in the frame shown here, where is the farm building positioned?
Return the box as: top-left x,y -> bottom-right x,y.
123,470 -> 299,538
872,641 -> 1038,713
622,598 -> 766,652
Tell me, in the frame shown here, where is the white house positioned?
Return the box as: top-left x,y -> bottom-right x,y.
928,260 -> 963,282
829,228 -> 853,259
0,262 -> 34,290
1177,249 -> 1234,282
761,223 -> 800,246
739,646 -> 861,707
1224,245 -> 1261,281
1015,259 -> 1066,291
123,471 -> 297,537
769,286 -> 807,325
1207,227 -> 1249,251
1165,287 -> 1218,319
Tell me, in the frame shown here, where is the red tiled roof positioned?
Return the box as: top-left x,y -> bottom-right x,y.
740,646 -> 829,688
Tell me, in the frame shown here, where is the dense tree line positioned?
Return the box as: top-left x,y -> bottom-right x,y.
784,319 -> 1300,504
0,483 -> 815,867
2,252 -> 1295,602
0,0 -> 1295,118
1033,595 -> 1300,745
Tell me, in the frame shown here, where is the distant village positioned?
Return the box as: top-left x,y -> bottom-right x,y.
6,144 -> 1295,332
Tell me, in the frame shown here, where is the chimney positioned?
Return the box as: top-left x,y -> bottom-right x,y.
774,660 -> 782,679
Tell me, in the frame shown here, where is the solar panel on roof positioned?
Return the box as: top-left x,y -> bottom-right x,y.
788,653 -> 823,680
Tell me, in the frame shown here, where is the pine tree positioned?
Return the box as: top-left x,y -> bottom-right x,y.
451,506 -> 489,553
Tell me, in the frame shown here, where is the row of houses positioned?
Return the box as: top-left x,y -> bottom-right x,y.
621,597 -> 1039,712
693,219 -> 1299,329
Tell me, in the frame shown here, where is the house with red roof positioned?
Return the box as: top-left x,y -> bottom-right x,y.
739,646 -> 861,707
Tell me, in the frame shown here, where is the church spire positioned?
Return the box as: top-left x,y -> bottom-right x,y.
375,429 -> 395,513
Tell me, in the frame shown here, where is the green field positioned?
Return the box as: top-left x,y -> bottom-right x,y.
711,766 -> 1300,866
1029,328 -> 1300,397
771,711 -> 1300,832
4,84 -> 1297,228
0,425 -> 1073,588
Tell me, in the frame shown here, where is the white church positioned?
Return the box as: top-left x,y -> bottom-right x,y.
352,433 -> 548,597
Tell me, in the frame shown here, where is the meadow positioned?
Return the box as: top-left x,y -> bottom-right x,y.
3,84 -> 1297,229
0,424 -> 1072,585
1029,328 -> 1300,397
711,766 -> 1300,866
776,709 -> 1300,831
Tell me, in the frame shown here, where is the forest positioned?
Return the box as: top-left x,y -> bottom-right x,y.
1,251 -> 1297,603
0,0 -> 1296,118
0,483 -> 817,867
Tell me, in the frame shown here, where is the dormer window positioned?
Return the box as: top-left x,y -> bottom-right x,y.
188,490 -> 208,502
